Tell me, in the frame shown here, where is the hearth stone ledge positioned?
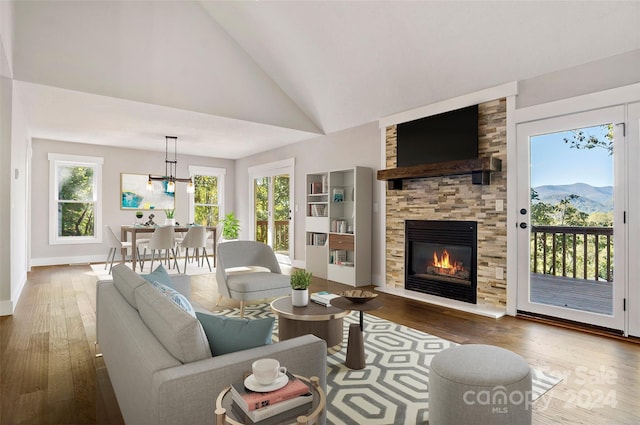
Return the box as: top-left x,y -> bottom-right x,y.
375,286 -> 506,319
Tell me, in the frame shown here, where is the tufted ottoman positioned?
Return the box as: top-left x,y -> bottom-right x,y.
429,344 -> 532,425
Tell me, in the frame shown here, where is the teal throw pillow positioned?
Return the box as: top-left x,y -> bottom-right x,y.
149,280 -> 196,317
141,264 -> 174,288
196,312 -> 274,356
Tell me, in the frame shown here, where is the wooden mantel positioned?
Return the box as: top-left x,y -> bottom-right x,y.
377,156 -> 502,189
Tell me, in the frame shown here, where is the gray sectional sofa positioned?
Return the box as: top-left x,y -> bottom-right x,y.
96,264 -> 327,425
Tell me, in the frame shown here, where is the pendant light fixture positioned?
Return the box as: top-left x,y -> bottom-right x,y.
147,136 -> 194,193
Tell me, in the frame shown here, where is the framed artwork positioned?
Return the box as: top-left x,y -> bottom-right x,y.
120,173 -> 175,210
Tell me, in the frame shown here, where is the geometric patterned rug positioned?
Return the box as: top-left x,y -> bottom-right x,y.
215,303 -> 562,425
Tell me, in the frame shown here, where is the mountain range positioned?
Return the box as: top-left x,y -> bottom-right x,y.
532,183 -> 613,214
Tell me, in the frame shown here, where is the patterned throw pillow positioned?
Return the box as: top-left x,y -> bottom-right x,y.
148,280 -> 196,317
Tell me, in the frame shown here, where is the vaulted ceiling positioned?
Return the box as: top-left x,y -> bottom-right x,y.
5,1 -> 640,158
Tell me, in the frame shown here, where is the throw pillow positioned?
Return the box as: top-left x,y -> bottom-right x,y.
148,280 -> 196,317
141,264 -> 174,289
196,312 -> 274,356
134,283 -> 211,363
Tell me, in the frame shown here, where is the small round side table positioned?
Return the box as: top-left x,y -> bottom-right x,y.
330,296 -> 383,370
215,375 -> 325,425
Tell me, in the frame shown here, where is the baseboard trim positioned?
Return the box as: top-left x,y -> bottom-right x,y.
516,310 -> 639,343
0,299 -> 14,316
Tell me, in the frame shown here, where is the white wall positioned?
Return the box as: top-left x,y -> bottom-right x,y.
30,139 -> 235,266
10,83 -> 29,307
235,122 -> 385,285
0,75 -> 13,314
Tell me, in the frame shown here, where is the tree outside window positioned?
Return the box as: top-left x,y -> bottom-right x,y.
193,175 -> 220,226
57,165 -> 95,236
49,153 -> 103,244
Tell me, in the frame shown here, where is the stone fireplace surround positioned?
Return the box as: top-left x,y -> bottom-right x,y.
378,98 -> 507,317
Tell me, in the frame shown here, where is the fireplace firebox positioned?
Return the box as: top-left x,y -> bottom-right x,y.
405,220 -> 477,303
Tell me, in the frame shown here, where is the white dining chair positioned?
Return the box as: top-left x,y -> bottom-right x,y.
179,226 -> 211,272
138,226 -> 180,273
104,225 -> 142,274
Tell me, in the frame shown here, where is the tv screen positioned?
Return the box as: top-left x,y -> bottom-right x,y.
396,105 -> 478,167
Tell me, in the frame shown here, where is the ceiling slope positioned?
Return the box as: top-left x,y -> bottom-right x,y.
6,1 -> 640,159
205,1 -> 640,134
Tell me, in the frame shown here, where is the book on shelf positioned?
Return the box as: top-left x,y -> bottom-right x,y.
330,250 -> 347,264
310,291 -> 341,307
332,188 -> 344,202
230,395 -> 313,424
309,181 -> 323,195
306,233 -> 326,246
230,372 -> 311,412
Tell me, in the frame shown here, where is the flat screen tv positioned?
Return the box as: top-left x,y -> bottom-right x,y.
396,104 -> 478,167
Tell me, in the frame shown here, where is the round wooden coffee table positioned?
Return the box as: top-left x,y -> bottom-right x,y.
270,297 -> 350,350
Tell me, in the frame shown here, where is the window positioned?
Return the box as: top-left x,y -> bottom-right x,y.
189,166 -> 225,226
49,153 -> 103,244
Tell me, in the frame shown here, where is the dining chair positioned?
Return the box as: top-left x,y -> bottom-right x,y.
103,225 -> 142,274
138,226 -> 180,273
179,226 -> 212,272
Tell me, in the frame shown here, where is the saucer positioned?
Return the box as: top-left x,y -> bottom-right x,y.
244,373 -> 288,392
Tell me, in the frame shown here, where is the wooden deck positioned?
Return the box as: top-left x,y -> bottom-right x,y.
530,272 -> 613,315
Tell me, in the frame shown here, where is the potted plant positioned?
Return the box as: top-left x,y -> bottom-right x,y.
164,209 -> 176,226
222,212 -> 240,240
290,269 -> 312,307
135,210 -> 144,225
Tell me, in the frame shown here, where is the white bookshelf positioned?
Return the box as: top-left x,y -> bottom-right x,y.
305,167 -> 371,286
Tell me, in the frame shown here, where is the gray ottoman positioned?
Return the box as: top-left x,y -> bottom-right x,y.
429,344 -> 532,425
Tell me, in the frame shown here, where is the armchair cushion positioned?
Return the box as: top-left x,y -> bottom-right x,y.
226,272 -> 291,298
196,312 -> 275,356
135,283 -> 211,363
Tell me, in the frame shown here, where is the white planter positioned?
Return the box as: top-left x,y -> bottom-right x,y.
291,289 -> 309,307
164,218 -> 176,226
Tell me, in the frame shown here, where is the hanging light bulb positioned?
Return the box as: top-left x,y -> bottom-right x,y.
146,136 -> 193,192
186,179 -> 195,193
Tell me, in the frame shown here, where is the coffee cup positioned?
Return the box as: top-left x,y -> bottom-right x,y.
252,358 -> 287,386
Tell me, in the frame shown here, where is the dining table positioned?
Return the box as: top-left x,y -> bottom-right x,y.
121,225 -> 217,272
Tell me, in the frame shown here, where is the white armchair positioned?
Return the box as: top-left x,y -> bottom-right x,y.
216,241 -> 291,317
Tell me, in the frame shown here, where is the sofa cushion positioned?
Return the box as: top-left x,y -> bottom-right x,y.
195,312 -> 274,356
141,264 -> 174,289
147,280 -> 195,317
135,283 -> 212,363
112,263 -> 148,310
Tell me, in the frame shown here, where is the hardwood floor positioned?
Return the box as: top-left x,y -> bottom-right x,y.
1,264 -> 639,424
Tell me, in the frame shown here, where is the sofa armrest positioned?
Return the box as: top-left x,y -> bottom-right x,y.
150,335 -> 327,425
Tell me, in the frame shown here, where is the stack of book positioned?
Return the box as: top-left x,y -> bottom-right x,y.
310,291 -> 340,307
230,372 -> 312,424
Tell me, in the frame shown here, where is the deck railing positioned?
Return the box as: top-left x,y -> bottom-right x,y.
530,225 -> 613,282
255,220 -> 289,252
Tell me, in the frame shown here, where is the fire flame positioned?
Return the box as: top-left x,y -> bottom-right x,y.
431,249 -> 463,275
